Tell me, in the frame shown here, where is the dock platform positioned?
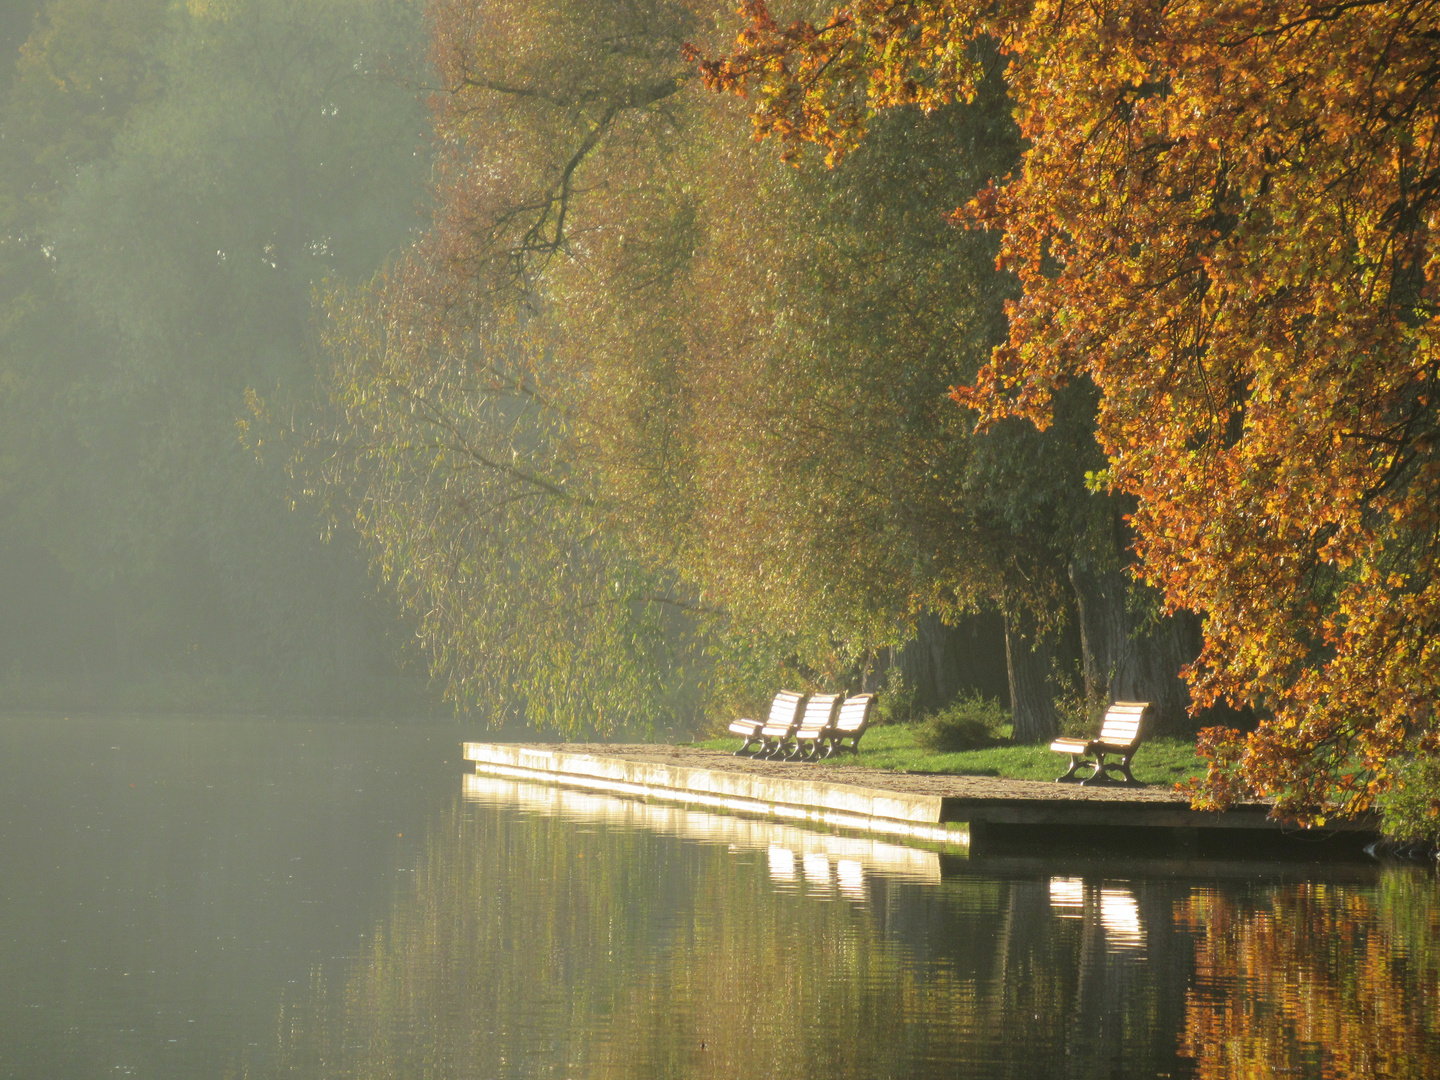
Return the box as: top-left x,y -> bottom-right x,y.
463,742 -> 1377,856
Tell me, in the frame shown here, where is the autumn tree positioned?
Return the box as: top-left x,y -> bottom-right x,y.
306,0 -> 750,734
319,0 -> 1197,740
694,0 -> 1440,818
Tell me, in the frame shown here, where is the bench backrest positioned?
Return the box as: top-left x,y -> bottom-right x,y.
1097,701 -> 1151,747
760,690 -> 808,737
796,693 -> 842,738
834,693 -> 876,735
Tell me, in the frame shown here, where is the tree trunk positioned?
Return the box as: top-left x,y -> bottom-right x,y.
1004,605 -> 1057,742
892,611 -> 1010,713
1069,526 -> 1202,737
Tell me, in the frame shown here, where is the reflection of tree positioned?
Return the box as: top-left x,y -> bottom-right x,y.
1178,878 -> 1440,1079
271,798 -> 987,1078
269,798 -> 1203,1079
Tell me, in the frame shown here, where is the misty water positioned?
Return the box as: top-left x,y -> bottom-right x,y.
2,718 -> 1438,1079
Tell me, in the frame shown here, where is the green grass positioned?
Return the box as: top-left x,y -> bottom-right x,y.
695,722 -> 1207,787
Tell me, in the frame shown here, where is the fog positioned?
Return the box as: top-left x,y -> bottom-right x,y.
0,0 -> 436,715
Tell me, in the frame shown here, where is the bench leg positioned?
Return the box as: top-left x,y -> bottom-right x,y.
1112,754 -> 1140,786
1080,751 -> 1142,786
759,738 -> 791,760
1055,753 -> 1092,783
733,736 -> 759,757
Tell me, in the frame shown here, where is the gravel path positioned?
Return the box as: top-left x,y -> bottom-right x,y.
527,743 -> 1200,805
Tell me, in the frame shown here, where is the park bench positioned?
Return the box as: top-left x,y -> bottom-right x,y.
1050,701 -> 1152,785
787,693 -> 843,761
757,688 -> 824,758
822,693 -> 877,758
729,690 -> 807,757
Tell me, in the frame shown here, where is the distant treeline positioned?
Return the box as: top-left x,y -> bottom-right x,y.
0,0 -> 436,715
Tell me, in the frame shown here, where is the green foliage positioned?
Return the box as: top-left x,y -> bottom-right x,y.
1376,753 -> 1440,848
915,692 -> 1009,752
871,670 -> 918,726
307,284 -> 731,737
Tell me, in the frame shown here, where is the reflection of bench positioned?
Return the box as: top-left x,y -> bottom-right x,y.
789,693 -> 843,760
823,693 -> 877,758
729,691 -> 807,757
1050,701 -> 1152,785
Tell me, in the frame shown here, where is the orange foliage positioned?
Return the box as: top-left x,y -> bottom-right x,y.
693,0 -> 1440,821
1177,885 -> 1440,1078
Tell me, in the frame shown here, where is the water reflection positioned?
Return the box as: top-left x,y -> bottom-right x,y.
273,785 -> 1199,1078
464,772 -> 947,886
767,843 -> 796,883
1100,888 -> 1144,952
9,721 -> 1436,1080
1179,882 -> 1440,1078
262,778 -> 1425,1078
1049,876 -> 1147,955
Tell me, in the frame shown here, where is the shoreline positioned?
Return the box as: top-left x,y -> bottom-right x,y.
464,742 -> 1379,857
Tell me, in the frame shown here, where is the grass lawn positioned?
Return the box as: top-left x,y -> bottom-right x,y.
695,722 -> 1207,787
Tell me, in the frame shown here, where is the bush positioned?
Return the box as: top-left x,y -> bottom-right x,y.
1052,671 -> 1108,739
1376,752 -> 1440,851
916,693 -> 1010,752
873,669 -> 920,726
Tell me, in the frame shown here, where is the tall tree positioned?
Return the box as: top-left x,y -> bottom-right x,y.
694,0 -> 1440,815
323,0 -> 1175,739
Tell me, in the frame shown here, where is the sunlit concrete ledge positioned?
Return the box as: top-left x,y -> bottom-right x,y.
463,743 -> 962,845
464,743 -> 1380,854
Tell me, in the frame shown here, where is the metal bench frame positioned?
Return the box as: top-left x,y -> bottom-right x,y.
1049,701 -> 1152,785
822,693 -> 877,758
728,691 -> 807,757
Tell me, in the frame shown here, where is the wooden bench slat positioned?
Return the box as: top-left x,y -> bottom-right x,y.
1103,715 -> 1142,727
822,693 -> 876,757
732,691 -> 808,757
1052,701 -> 1152,785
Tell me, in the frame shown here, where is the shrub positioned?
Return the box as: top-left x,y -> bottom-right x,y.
1376,752 -> 1440,852
873,669 -> 919,726
1052,669 -> 1108,739
916,693 -> 1009,752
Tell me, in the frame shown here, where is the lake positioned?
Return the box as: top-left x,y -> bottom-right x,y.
1,717 -> 1436,1079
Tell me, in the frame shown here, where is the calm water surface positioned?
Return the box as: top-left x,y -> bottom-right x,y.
1,717 -> 1437,1079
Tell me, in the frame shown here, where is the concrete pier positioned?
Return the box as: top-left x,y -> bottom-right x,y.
463,742 -> 1378,855
464,742 -> 957,843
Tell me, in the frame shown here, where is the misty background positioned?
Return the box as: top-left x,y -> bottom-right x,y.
0,0 -> 442,715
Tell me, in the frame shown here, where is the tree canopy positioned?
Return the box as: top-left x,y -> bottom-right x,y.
310,0 -> 1219,739
693,0 -> 1440,820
